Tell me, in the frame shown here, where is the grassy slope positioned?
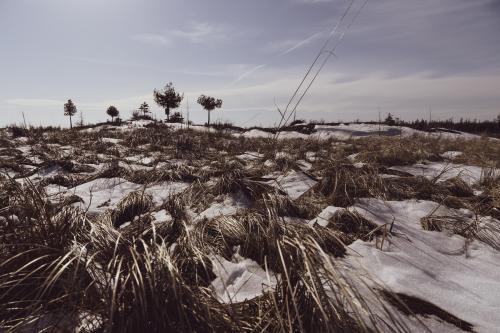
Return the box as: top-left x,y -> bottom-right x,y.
0,124 -> 499,332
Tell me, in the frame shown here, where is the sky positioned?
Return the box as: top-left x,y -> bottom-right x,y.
1,0 -> 500,127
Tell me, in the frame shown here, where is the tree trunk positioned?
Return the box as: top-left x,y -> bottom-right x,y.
69,115 -> 73,129
208,110 -> 211,126
166,108 -> 170,121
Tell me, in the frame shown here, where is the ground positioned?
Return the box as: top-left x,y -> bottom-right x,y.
0,121 -> 499,332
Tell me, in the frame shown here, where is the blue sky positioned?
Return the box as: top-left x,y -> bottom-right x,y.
1,0 -> 499,127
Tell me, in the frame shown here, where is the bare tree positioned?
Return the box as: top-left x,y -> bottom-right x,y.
107,106 -> 119,123
154,83 -> 183,121
64,99 -> 77,129
197,95 -> 222,126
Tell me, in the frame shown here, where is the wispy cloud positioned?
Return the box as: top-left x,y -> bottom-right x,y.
72,56 -> 233,77
232,64 -> 266,84
130,33 -> 170,45
279,32 -> 323,55
131,21 -> 228,46
170,22 -> 227,43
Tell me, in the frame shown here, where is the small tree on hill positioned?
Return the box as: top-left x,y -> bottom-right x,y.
197,95 -> 222,126
64,99 -> 77,129
76,111 -> 85,127
154,83 -> 183,121
385,113 -> 395,126
107,105 -> 119,123
138,102 -> 150,117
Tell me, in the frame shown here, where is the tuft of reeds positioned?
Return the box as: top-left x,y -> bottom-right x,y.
327,209 -> 380,244
315,163 -> 386,207
107,190 -> 153,227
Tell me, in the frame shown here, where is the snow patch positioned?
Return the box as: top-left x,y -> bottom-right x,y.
309,206 -> 344,227
266,171 -> 317,200
345,198 -> 500,333
195,191 -> 250,222
211,253 -> 277,303
390,162 -> 494,186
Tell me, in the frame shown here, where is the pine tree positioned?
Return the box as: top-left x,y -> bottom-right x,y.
384,113 -> 395,126
139,102 -> 150,116
153,83 -> 183,121
197,95 -> 223,126
64,99 -> 77,129
107,106 -> 119,123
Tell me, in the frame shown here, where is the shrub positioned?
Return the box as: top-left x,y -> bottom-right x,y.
167,112 -> 184,123
131,110 -> 153,121
154,82 -> 183,121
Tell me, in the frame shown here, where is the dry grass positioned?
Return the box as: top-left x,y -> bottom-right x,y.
0,182 -> 409,332
315,163 -> 386,207
1,124 -> 499,332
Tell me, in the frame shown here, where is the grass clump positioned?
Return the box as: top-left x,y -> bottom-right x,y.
315,163 -> 385,207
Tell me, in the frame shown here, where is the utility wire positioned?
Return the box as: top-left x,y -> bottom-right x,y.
288,0 -> 369,122
276,0 -> 356,131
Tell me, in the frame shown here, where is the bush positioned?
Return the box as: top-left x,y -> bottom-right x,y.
7,125 -> 29,138
166,112 -> 184,123
131,110 -> 153,121
289,119 -> 306,126
210,121 -> 243,132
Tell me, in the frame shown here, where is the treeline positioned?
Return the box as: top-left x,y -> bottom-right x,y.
386,113 -> 500,135
356,113 -> 500,136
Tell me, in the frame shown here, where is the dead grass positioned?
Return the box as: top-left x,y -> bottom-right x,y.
1,124 -> 499,332
0,181 -> 410,332
315,163 -> 386,207
327,209 -> 380,244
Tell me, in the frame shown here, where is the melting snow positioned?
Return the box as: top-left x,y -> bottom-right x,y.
267,171 -> 317,200
236,152 -> 264,162
144,182 -> 190,205
151,209 -> 173,223
390,162 -> 493,186
195,191 -> 250,222
101,137 -> 121,144
239,124 -> 493,141
67,177 -> 141,214
211,253 -> 277,303
309,206 -> 344,227
345,198 -> 500,333
66,178 -> 189,213
441,151 -> 464,160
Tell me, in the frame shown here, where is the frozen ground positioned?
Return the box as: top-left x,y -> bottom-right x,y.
1,122 -> 499,332
347,199 -> 500,333
390,162 -> 495,186
240,123 -> 490,141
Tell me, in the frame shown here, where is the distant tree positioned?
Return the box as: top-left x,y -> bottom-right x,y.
76,111 -> 85,127
197,95 -> 222,126
64,99 -> 77,129
107,106 -> 119,122
154,83 -> 183,121
497,113 -> 500,123
169,112 -> 184,123
384,113 -> 395,126
138,102 -> 150,116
